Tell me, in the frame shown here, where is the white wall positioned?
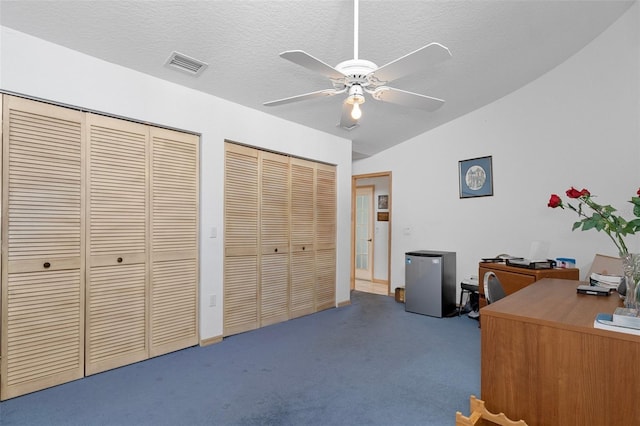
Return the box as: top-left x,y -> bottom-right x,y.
353,3 -> 640,292
0,27 -> 353,341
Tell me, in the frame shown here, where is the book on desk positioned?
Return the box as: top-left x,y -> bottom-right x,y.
594,312 -> 640,335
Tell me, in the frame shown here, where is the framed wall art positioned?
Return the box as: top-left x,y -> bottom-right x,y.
459,156 -> 493,198
378,195 -> 389,210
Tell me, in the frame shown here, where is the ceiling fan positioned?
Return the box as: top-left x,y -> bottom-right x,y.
263,0 -> 452,130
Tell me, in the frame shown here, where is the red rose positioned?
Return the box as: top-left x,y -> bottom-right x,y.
637,188 -> 640,197
566,187 -> 589,199
548,194 -> 562,208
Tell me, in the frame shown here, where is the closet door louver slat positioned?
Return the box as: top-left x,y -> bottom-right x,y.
1,95 -> 85,400
150,128 -> 199,357
85,114 -> 148,375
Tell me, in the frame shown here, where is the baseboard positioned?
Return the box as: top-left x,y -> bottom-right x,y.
200,335 -> 223,347
337,299 -> 352,308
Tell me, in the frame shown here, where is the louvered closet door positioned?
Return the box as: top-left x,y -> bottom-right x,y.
149,127 -> 199,357
260,152 -> 290,326
289,158 -> 315,318
224,143 -> 259,336
85,114 -> 148,375
1,95 -> 85,400
315,164 -> 336,311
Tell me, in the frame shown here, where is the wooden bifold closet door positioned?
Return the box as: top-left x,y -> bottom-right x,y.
1,95 -> 199,400
85,117 -> 200,373
223,142 -> 336,337
315,164 -> 337,311
289,158 -> 315,319
223,144 -> 259,336
149,127 -> 199,357
260,152 -> 290,327
85,114 -> 149,375
1,96 -> 85,400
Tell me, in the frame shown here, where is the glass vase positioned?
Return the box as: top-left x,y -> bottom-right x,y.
621,252 -> 640,310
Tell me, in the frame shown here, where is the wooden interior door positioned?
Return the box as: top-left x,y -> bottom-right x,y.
149,127 -> 199,357
355,186 -> 374,281
315,163 -> 336,311
224,143 -> 259,336
289,158 -> 315,319
260,152 -> 290,326
85,113 -> 148,375
1,95 -> 85,400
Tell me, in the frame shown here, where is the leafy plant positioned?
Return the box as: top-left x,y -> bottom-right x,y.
547,187 -> 640,255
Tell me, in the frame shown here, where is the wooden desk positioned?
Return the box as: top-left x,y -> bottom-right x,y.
478,262 -> 579,308
481,278 -> 640,426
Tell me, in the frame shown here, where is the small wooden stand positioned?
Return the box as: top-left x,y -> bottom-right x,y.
455,395 -> 528,426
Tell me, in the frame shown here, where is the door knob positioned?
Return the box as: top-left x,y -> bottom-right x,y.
367,239 -> 372,242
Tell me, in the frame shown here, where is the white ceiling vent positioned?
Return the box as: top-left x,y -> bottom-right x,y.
165,51 -> 208,76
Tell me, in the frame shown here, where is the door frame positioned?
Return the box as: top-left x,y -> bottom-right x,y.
350,171 -> 392,294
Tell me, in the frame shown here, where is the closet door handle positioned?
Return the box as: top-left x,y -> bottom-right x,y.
117,257 -> 123,263
43,262 -> 51,269
274,248 -> 278,253
302,246 -> 305,251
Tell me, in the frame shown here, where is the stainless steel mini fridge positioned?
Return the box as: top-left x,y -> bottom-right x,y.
404,250 -> 456,317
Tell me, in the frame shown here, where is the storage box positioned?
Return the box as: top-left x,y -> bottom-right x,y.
556,257 -> 576,268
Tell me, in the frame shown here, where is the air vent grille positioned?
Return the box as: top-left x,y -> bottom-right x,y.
165,51 -> 208,76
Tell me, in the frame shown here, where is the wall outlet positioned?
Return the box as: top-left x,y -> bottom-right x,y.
209,294 -> 217,307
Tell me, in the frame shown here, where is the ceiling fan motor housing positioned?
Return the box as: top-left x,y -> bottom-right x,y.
333,59 -> 380,90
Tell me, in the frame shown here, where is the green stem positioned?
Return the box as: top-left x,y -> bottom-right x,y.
568,200 -> 627,254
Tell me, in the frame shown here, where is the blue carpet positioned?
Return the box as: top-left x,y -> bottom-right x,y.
0,291 -> 480,425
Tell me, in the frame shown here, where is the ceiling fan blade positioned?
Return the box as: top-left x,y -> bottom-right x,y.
371,43 -> 452,84
339,100 -> 359,130
280,50 -> 345,80
372,87 -> 445,112
264,89 -> 341,107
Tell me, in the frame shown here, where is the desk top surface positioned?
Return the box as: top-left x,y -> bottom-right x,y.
481,278 -> 639,341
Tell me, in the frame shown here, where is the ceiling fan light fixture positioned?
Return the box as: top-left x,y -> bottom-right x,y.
345,85 -> 365,105
345,84 -> 365,119
345,93 -> 365,105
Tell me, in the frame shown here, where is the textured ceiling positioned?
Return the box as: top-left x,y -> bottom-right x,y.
0,0 -> 634,159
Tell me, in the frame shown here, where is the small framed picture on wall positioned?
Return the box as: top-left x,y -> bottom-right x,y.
378,195 -> 389,210
459,156 -> 493,198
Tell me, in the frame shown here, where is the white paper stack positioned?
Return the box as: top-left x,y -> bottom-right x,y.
590,272 -> 623,291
